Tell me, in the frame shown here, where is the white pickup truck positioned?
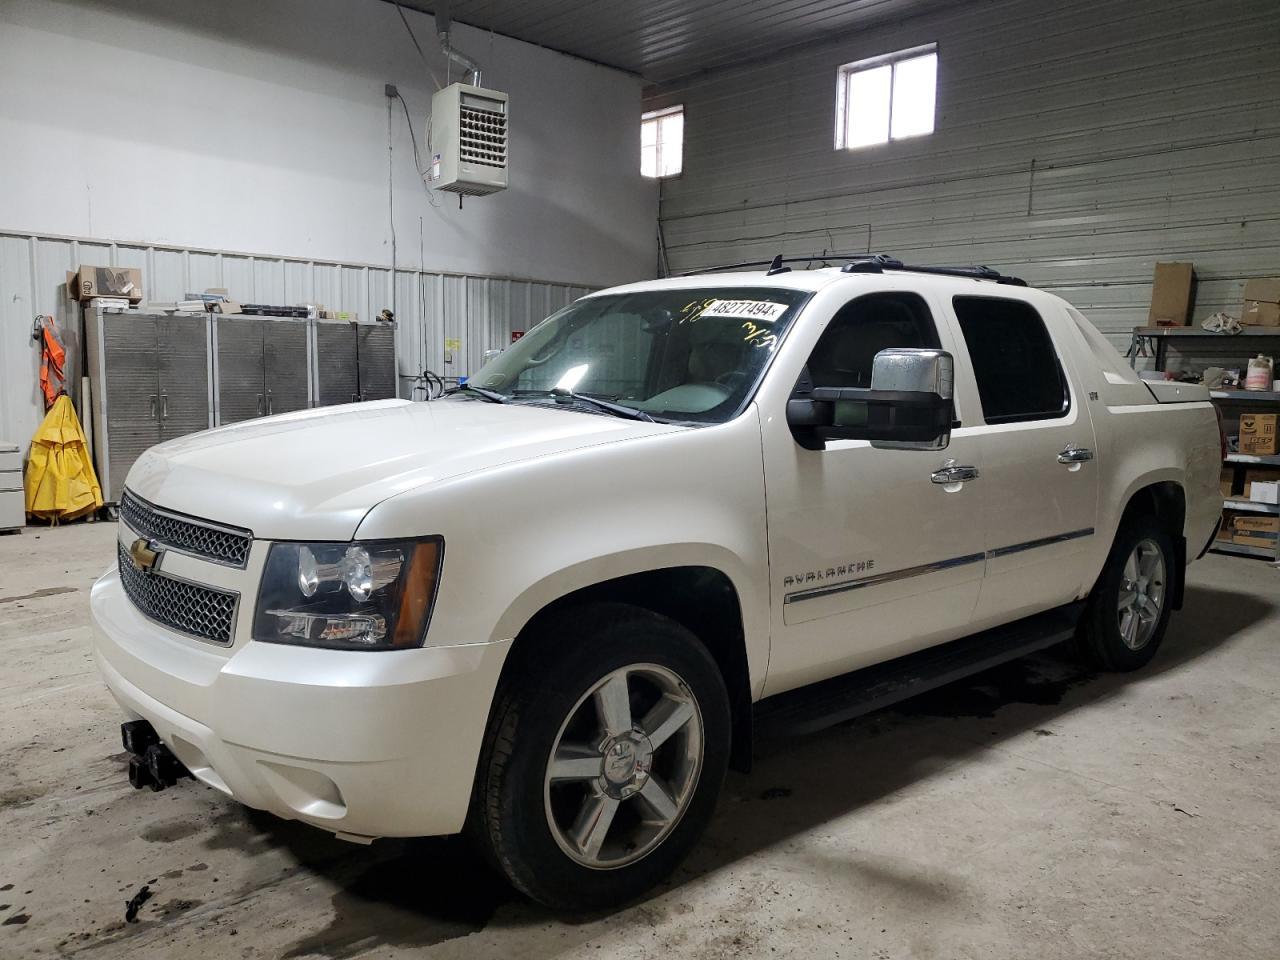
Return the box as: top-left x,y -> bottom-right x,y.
90,256 -> 1221,910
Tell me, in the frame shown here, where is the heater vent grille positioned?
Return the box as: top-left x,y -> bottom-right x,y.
459,106 -> 507,168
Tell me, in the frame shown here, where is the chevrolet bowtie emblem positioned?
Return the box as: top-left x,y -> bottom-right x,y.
129,538 -> 162,574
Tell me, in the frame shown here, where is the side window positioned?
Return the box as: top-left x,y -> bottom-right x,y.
806,292 -> 941,388
952,296 -> 1068,424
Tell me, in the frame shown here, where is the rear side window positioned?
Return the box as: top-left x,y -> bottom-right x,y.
953,297 -> 1068,423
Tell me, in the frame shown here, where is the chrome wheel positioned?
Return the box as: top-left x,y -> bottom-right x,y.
1117,538 -> 1166,650
544,663 -> 703,869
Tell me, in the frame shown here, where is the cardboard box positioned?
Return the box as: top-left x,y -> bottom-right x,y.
1148,262 -> 1195,326
1233,515 -> 1279,549
1217,514 -> 1234,540
1243,299 -> 1280,327
1251,480 -> 1280,505
1220,466 -> 1236,497
1243,467 -> 1280,497
67,265 -> 143,303
1243,277 -> 1280,327
1244,302 -> 1274,330
1240,413 -> 1279,456
1244,278 -> 1280,303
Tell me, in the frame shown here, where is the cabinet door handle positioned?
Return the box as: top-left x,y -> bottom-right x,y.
267,391 -> 273,415
1058,445 -> 1094,464
256,394 -> 264,417
149,395 -> 158,419
160,395 -> 168,419
931,462 -> 980,484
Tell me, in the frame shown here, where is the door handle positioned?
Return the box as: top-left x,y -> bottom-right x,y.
267,391 -> 273,415
1058,444 -> 1094,464
256,394 -> 264,416
931,461 -> 980,484
149,395 -> 157,419
160,394 -> 168,419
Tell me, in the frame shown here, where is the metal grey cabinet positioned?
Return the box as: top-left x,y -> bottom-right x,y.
0,442 -> 22,532
160,315 -> 213,440
313,320 -> 398,406
214,316 -> 310,425
357,324 -> 397,401
266,320 -> 312,413
85,309 -> 213,502
314,321 -> 361,406
86,308 -> 395,503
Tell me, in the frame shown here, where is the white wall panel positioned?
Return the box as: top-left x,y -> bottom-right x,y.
0,0 -> 655,289
0,230 -> 592,445
647,0 -> 1280,348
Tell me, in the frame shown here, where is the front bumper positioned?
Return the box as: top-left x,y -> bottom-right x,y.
90,568 -> 511,839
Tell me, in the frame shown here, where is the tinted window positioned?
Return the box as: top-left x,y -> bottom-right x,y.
953,297 -> 1068,423
806,292 -> 940,388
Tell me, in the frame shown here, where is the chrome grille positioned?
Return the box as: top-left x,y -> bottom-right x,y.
120,489 -> 251,568
117,542 -> 239,645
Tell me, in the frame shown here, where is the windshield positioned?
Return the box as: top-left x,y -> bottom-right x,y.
467,286 -> 812,423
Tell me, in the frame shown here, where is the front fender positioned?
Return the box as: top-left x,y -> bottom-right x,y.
356,409 -> 773,697
492,539 -> 755,640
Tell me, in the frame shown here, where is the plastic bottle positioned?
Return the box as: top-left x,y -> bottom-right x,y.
1245,355 -> 1274,391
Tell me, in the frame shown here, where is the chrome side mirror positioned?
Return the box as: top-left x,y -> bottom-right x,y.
786,348 -> 954,451
867,348 -> 954,451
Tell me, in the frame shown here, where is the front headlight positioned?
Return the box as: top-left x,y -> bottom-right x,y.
253,538 -> 443,650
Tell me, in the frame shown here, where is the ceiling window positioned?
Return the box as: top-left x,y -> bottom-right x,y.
835,44 -> 937,150
642,105 -> 684,178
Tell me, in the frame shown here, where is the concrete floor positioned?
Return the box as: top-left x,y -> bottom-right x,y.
1,522 -> 1278,960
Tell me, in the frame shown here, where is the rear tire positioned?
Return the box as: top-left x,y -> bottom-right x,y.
471,602 -> 731,911
1076,514 -> 1175,671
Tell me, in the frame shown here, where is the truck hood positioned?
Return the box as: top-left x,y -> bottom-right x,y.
125,399 -> 683,540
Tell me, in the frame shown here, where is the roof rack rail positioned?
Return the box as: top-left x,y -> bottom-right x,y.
680,252 -> 1027,286
844,258 -> 1028,286
679,252 -> 887,277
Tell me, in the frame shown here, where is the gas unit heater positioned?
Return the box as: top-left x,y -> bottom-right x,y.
428,82 -> 509,196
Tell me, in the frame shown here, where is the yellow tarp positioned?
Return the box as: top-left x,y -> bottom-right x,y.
24,395 -> 104,523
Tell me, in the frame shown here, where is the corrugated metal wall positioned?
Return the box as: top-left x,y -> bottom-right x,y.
0,230 -> 590,445
646,0 -> 1280,349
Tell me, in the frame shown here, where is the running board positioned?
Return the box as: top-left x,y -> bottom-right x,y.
754,602 -> 1085,739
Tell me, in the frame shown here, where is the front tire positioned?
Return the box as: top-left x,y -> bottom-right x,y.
1076,514 -> 1175,671
471,602 -> 731,911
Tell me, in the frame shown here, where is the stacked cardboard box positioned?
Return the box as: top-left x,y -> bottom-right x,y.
67,265 -> 143,304
1251,480 -> 1280,505
1243,466 -> 1280,497
1240,414 -> 1278,456
1242,278 -> 1280,328
1232,515 -> 1280,550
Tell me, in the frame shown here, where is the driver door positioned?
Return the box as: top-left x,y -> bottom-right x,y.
761,291 -> 989,696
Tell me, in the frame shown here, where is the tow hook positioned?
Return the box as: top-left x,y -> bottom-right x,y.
121,720 -> 193,792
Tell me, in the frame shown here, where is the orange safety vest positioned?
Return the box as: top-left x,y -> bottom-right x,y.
34,315 -> 66,410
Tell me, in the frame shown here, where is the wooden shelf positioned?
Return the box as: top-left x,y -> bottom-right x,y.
1210,541 -> 1278,560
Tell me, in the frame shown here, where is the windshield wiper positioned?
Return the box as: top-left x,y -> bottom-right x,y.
549,388 -> 654,422
444,383 -> 509,404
